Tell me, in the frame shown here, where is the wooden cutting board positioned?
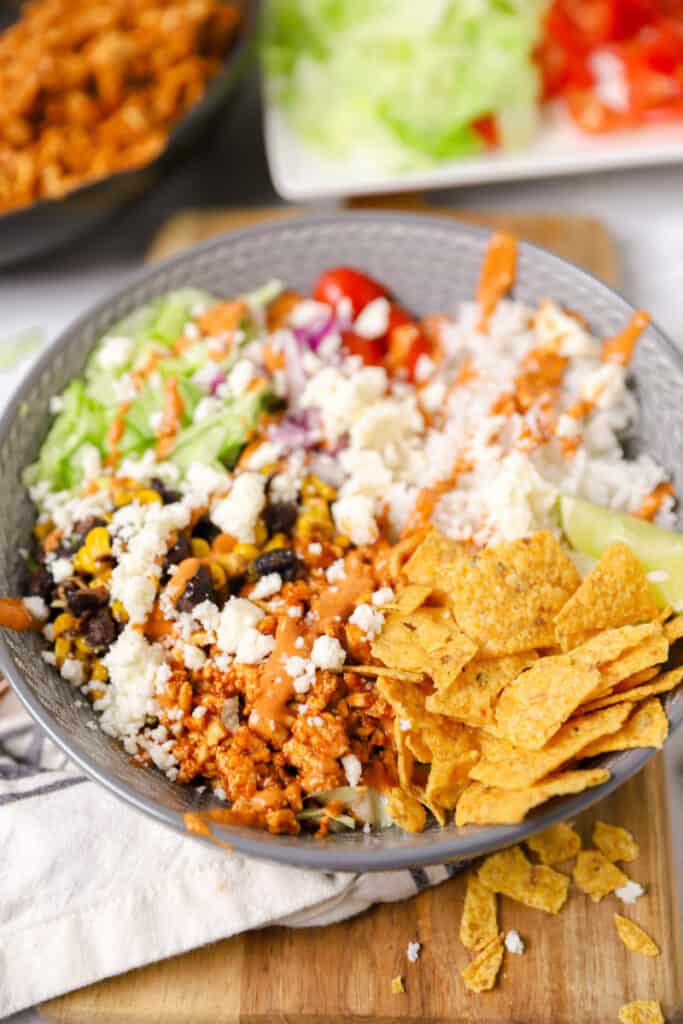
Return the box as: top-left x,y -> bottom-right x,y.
42,205 -> 682,1024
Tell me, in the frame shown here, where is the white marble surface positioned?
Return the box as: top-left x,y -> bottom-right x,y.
1,80 -> 682,1021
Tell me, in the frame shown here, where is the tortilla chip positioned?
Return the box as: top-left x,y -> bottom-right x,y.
445,531 -> 580,657
612,665 -> 660,693
372,613 -> 431,673
580,699 -> 669,757
385,788 -> 426,833
460,873 -> 498,951
592,821 -> 640,863
372,606 -> 477,686
526,823 -> 582,865
423,720 -> 480,809
574,622 -> 662,669
619,1001 -> 665,1024
406,731 -> 432,763
403,530 -> 466,590
478,845 -> 569,914
614,914 -> 660,956
461,933 -> 504,993
392,583 -> 433,616
495,654 -> 602,750
470,704 -> 630,789
572,849 -> 628,901
664,612 -> 683,644
391,975 -> 405,995
554,543 -> 658,649
599,629 -> 668,689
455,769 -> 609,827
579,665 -> 683,714
426,652 -> 538,728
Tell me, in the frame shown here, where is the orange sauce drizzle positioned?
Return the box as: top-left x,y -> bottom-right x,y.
476,232 -> 518,331
0,598 -> 38,631
156,377 -> 184,458
634,482 -> 675,521
602,310 -> 650,366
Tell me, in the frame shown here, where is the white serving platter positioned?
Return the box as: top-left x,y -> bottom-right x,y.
263,99 -> 683,201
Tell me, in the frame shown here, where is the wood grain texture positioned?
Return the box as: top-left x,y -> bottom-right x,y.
42,206 -> 680,1024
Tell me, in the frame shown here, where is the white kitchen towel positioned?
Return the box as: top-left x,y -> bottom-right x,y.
0,695 -> 462,1017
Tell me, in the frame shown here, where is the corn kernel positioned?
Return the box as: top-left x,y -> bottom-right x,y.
75,637 -> 92,655
111,600 -> 129,623
54,636 -> 71,664
91,660 -> 108,682
72,547 -> 97,574
264,533 -> 288,551
89,688 -> 105,701
214,552 -> 248,577
85,526 -> 110,559
53,612 -> 77,636
254,519 -> 268,547
190,537 -> 211,558
233,543 -> 259,561
136,489 -> 163,505
208,561 -> 227,588
33,520 -> 53,542
311,476 -> 337,501
334,534 -> 351,548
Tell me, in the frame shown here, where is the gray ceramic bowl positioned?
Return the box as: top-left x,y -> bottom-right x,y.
1,213 -> 682,872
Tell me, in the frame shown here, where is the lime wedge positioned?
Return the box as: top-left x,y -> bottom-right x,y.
560,495 -> 683,611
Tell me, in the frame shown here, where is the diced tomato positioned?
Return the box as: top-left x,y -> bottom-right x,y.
472,113 -> 499,148
565,88 -> 632,132
560,0 -> 617,45
386,303 -> 414,334
387,323 -> 431,383
313,267 -> 389,318
340,330 -> 386,366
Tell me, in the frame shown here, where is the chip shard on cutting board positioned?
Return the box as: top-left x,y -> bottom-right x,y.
526,822 -> 582,865
614,914 -> 660,956
592,821 -> 640,863
478,846 -> 569,914
461,933 -> 505,993
618,1000 -> 665,1024
460,873 -> 498,951
572,849 -> 628,901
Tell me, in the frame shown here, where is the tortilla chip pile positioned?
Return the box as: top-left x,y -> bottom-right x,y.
456,820 -> 661,1014
372,529 -> 682,831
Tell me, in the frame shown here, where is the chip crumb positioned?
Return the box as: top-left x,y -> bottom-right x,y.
526,822 -> 581,865
615,880 -> 646,905
504,929 -> 525,955
460,873 -> 498,951
407,941 -> 421,963
461,933 -> 504,993
573,849 -> 628,902
618,1000 -> 665,1024
593,821 -> 640,863
614,914 -> 660,956
391,975 -> 405,995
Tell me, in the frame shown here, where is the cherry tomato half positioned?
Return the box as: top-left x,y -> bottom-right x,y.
341,330 -> 386,366
313,267 -> 389,318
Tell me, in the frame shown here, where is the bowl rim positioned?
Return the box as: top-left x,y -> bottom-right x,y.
1,209 -> 681,873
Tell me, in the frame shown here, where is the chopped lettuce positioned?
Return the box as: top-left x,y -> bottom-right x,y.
298,785 -> 394,830
264,0 -> 547,166
169,388 -> 275,473
23,380 -> 108,491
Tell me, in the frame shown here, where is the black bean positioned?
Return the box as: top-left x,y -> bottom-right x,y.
253,547 -> 300,581
263,501 -> 298,536
28,565 -> 53,602
163,532 -> 191,573
192,516 -> 220,544
64,582 -> 108,615
150,477 -> 181,505
176,563 -> 215,612
84,607 -> 116,650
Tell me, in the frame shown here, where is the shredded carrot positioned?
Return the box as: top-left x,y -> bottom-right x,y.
634,482 -> 674,521
401,458 -> 469,538
198,299 -> 247,337
262,341 -> 286,372
0,597 -> 37,631
266,291 -> 303,331
477,232 -> 518,331
602,310 -> 650,366
446,356 -> 477,398
105,401 -> 131,467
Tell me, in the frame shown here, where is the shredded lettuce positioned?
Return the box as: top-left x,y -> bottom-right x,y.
263,0 -> 547,166
298,785 -> 394,830
23,381 -> 108,492
169,389 -> 275,473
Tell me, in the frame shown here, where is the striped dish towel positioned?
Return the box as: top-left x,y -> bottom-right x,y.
0,687 -> 463,1016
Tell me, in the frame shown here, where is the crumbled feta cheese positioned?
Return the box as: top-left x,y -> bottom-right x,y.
49,558 -> 72,583
311,635 -> 346,671
43,622 -> 55,641
97,336 -> 133,370
184,462 -> 229,498
193,396 -> 221,424
399,718 -> 412,732
535,300 -> 596,358
193,599 -> 221,633
113,373 -> 138,403
302,365 -> 387,442
235,627 -> 276,665
581,362 -> 626,409
183,644 -> 207,671
308,542 -> 322,555
556,413 -> 581,440
504,930 -> 525,955
225,358 -> 257,397
295,636 -> 305,649
289,299 -> 330,329
192,705 -> 208,719
348,603 -> 384,640
214,786 -> 227,801
221,696 -> 240,732
251,573 -> 283,600
341,752 -> 362,787
101,628 -> 166,742
415,354 -> 436,382
246,440 -> 283,471
60,658 -> 84,686
325,558 -> 346,583
407,941 -> 421,963
615,880 -> 645,905
211,472 -> 265,542
49,395 -> 65,414
285,655 -> 316,693
647,570 -> 669,584
217,598 -> 264,654
332,493 -> 378,546
22,596 -> 48,621
287,605 -> 303,619
372,587 -> 395,607
42,651 -> 56,666
148,410 -> 163,432
353,297 -> 390,339
307,715 -> 324,727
